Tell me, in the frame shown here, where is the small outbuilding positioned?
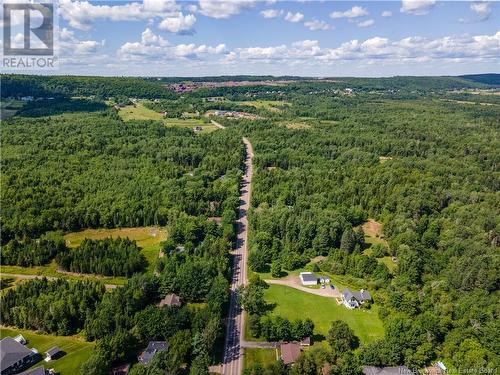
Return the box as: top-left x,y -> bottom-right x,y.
44,347 -> 61,362
112,363 -> 131,375
299,272 -> 317,286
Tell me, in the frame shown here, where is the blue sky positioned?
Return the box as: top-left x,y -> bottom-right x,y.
10,0 -> 500,76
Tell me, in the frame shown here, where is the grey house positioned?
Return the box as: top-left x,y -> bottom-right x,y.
19,366 -> 46,375
138,341 -> 168,366
0,337 -> 38,375
341,288 -> 372,309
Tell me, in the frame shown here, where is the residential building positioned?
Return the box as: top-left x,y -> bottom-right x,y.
19,366 -> 46,375
0,337 -> 38,375
138,341 -> 168,366
299,272 -> 317,286
159,293 -> 182,308
363,366 -> 414,375
111,363 -> 131,375
341,288 -> 372,309
280,342 -> 301,366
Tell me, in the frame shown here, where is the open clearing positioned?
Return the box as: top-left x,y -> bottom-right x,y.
117,102 -> 218,132
244,348 -> 277,370
233,100 -> 290,112
263,285 -> 384,345
64,226 -> 167,272
1,99 -> 25,120
0,327 -> 94,375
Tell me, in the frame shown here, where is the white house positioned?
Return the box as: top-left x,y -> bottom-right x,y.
299,272 -> 317,286
341,288 -> 372,309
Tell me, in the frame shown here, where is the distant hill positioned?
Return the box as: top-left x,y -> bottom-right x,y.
459,73 -> 500,86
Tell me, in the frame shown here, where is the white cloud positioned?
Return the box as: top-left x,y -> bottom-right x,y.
59,0 -> 180,30
284,11 -> 304,23
330,6 -> 369,19
226,31 -> 500,64
304,19 -> 332,31
118,28 -> 225,61
470,2 -> 492,21
198,0 -> 256,19
357,19 -> 375,28
58,27 -> 105,55
158,12 -> 196,33
260,9 -> 283,18
381,10 -> 393,17
400,0 -> 436,15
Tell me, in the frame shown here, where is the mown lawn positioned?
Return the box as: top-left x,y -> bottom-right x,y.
0,327 -> 94,375
263,285 -> 384,345
244,348 -> 278,370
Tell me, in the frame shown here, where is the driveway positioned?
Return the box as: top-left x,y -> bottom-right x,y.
265,277 -> 341,298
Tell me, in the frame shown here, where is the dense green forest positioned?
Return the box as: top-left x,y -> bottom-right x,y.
1,74 -> 499,373
0,75 -> 176,99
56,238 -> 146,277
1,105 -> 243,243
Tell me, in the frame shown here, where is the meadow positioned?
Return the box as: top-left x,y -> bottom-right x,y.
263,285 -> 384,345
243,348 -> 278,370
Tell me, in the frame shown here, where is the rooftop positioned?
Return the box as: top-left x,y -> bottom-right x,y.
280,342 -> 301,365
139,341 -> 168,365
363,366 -> 414,375
299,272 -> 317,283
45,347 -> 60,357
20,366 -> 46,375
159,293 -> 182,308
0,337 -> 34,373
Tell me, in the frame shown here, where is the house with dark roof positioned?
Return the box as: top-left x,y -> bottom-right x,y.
44,347 -> 61,362
341,288 -> 372,309
158,293 -> 182,308
280,342 -> 301,366
138,341 -> 168,365
19,366 -> 46,375
0,337 -> 39,375
363,366 -> 414,375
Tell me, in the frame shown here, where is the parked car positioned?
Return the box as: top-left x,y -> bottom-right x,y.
330,284 -> 335,289
321,284 -> 325,289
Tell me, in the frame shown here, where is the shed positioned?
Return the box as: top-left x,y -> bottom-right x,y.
299,272 -> 317,286
44,347 -> 61,362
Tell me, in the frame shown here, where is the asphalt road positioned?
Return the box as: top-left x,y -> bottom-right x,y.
221,136 -> 254,375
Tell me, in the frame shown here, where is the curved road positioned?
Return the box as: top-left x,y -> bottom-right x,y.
221,135 -> 254,375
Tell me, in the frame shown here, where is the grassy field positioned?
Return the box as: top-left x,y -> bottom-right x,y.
64,226 -> 167,273
117,102 -> 218,132
0,227 -> 166,284
243,348 -> 278,370
233,100 -> 290,112
263,285 -> 384,345
0,327 -> 94,375
1,99 -> 25,120
117,102 -> 164,121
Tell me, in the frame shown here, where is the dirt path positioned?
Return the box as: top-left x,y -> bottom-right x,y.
265,277 -> 341,298
211,119 -> 226,129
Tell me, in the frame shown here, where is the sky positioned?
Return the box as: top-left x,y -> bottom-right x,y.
3,0 -> 499,77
